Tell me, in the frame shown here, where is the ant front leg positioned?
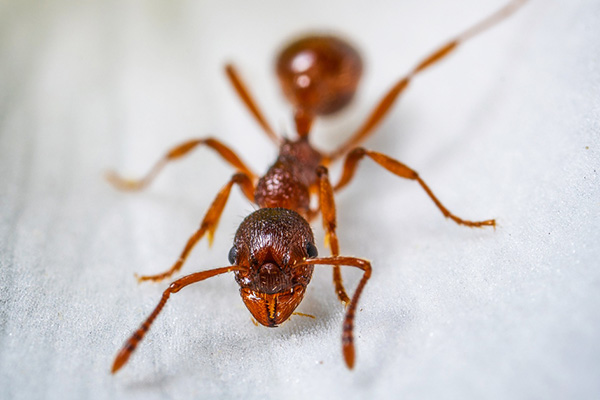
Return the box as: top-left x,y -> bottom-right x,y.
335,148 -> 495,228
106,137 -> 256,191
136,172 -> 255,282
112,265 -> 246,374
316,166 -> 351,305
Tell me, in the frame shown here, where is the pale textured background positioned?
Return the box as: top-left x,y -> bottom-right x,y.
1,0 -> 599,399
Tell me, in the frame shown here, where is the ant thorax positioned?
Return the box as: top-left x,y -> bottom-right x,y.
254,138 -> 323,217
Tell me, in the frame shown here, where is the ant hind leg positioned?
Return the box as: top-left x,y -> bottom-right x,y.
328,0 -> 530,160
225,64 -> 280,144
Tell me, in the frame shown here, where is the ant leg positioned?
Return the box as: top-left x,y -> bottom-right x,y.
316,166 -> 351,305
225,64 -> 280,144
336,148 -> 495,228
328,0 -> 529,160
303,256 -> 372,369
106,137 -> 256,191
111,265 -> 245,374
137,173 -> 255,282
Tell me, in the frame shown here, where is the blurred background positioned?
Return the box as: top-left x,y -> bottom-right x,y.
1,0 -> 599,399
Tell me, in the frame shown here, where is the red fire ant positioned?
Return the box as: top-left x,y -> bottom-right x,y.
109,0 -> 528,373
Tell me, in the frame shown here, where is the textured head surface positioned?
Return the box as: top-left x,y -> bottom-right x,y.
231,208 -> 316,326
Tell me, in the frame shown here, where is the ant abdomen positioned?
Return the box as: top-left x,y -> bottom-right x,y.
276,35 -> 363,117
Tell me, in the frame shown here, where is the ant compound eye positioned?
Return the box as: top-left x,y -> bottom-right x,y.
228,246 -> 238,265
306,242 -> 318,258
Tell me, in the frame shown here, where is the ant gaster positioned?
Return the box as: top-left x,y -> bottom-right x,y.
109,0 -> 528,373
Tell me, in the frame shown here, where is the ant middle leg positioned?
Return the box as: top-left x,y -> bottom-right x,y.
335,148 -> 495,228
136,172 -> 255,283
106,137 -> 256,191
316,166 -> 351,305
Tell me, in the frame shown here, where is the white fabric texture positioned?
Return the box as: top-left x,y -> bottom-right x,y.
1,0 -> 599,399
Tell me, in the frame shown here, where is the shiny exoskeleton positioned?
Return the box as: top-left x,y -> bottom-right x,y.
233,208 -> 316,327
109,0 -> 528,374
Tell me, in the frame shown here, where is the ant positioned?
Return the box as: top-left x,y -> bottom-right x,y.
109,0 -> 528,373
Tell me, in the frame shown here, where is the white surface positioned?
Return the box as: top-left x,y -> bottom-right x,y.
1,0 -> 599,399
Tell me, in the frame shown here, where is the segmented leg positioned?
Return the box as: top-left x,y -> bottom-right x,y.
106,137 -> 256,191
316,166 -> 351,305
328,0 -> 529,160
335,148 -> 495,227
303,256 -> 372,369
225,64 -> 280,144
111,266 -> 245,374
137,173 -> 255,282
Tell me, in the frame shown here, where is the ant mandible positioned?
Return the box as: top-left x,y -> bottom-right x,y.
109,0 -> 528,373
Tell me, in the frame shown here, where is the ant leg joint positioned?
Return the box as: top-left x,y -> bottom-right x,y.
349,147 -> 366,157
316,165 -> 329,177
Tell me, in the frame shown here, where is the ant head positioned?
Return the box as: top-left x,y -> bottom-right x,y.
276,34 -> 363,117
230,208 -> 317,326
